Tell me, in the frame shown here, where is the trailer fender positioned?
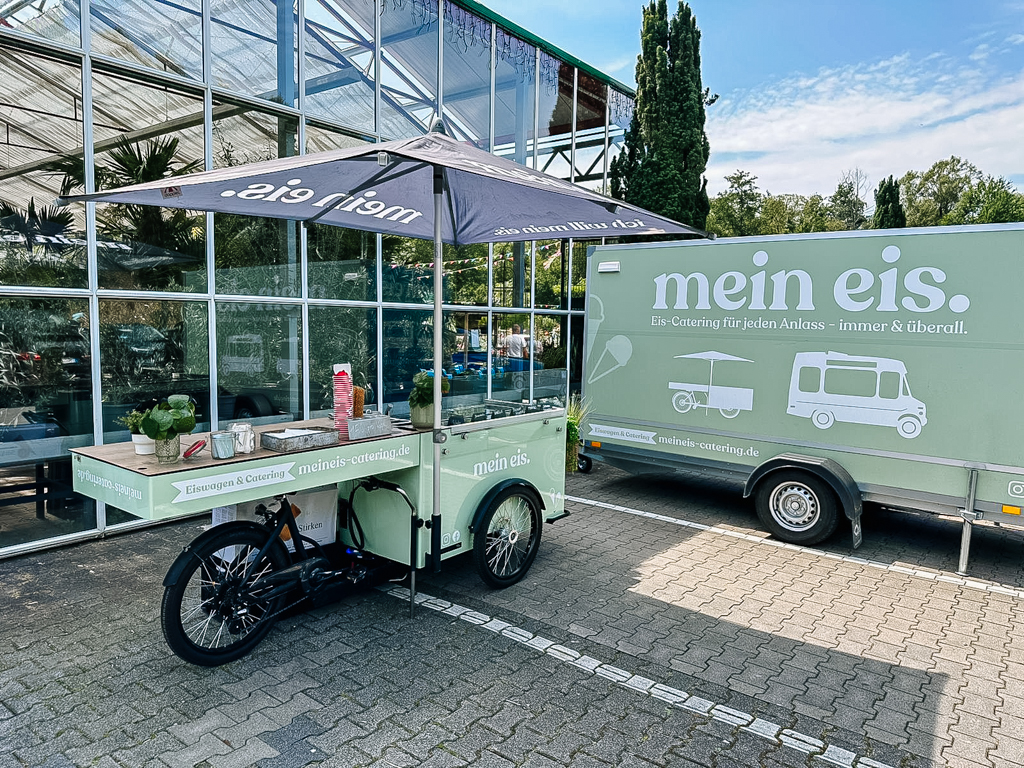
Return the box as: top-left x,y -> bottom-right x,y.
744,454 -> 863,547
162,521 -> 274,587
468,479 -> 545,534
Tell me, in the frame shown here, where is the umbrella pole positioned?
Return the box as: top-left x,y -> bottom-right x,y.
431,166 -> 444,576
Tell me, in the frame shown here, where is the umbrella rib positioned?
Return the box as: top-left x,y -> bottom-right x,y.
304,159 -> 431,225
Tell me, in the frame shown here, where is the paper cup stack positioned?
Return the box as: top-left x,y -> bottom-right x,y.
333,363 -> 353,440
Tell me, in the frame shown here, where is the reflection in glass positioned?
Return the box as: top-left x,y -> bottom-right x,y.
90,0 -> 202,80
213,103 -> 300,297
533,239 -> 568,311
442,243 -> 489,306
304,0 -> 376,134
574,72 -> 608,191
381,235 -> 433,305
0,297 -> 94,548
211,0 -> 297,105
442,4 -> 490,149
534,51 -> 573,177
493,28 -> 535,165
308,306 -> 376,414
491,240 -> 532,309
308,225 -> 376,301
381,308 -> 433,413
215,302 -> 302,423
0,51 -> 87,288
99,299 -> 209,433
608,89 -> 633,193
379,0 -> 438,138
85,71 -> 207,291
0,0 -> 80,47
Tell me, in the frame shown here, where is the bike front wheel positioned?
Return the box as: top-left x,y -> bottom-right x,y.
161,523 -> 291,666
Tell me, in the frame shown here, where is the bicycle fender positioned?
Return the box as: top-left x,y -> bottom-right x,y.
468,478 -> 544,534
162,521 -> 271,587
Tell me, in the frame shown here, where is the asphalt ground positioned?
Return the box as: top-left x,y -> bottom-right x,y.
3,462 -> 1024,767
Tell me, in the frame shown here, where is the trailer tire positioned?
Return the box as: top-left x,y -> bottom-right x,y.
897,416 -> 922,439
472,486 -> 542,588
234,393 -> 274,419
754,471 -> 839,545
577,454 -> 593,473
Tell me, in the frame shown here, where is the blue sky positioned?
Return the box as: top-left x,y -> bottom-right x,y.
482,0 -> 1024,198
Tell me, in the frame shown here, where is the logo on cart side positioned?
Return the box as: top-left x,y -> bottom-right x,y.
1008,480 -> 1024,499
473,448 -> 531,476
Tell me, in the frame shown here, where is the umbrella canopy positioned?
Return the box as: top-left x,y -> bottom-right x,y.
61,131 -> 706,245
674,351 -> 753,363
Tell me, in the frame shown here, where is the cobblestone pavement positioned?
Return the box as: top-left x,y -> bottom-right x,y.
3,462 -> 1024,767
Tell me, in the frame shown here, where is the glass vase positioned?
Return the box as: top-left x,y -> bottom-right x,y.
154,434 -> 181,464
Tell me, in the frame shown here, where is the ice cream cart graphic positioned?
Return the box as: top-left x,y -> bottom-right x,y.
668,351 -> 754,419
787,351 -> 927,438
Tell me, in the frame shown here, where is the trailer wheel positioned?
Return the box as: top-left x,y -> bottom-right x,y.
754,471 -> 839,545
672,391 -> 698,414
472,487 -> 542,588
897,416 -> 922,439
811,410 -> 835,429
577,453 -> 593,473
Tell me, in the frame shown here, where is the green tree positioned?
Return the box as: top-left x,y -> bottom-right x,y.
828,180 -> 867,230
872,176 -> 906,229
609,0 -> 715,230
899,156 -> 981,227
705,170 -> 761,237
942,176 -> 1024,225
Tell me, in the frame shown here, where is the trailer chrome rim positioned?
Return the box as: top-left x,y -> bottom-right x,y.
768,482 -> 820,532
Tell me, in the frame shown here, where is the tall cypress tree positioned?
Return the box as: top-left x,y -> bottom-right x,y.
873,176 -> 907,229
610,0 -> 713,230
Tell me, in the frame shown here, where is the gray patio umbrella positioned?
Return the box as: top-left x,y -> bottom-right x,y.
64,125 -> 706,587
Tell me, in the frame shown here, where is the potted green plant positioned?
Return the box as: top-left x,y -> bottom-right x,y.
408,371 -> 449,429
117,409 -> 155,455
141,394 -> 197,464
565,394 -> 591,473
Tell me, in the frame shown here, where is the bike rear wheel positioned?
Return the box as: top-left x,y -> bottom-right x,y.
161,524 -> 290,666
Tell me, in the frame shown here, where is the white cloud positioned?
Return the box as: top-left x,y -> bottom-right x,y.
705,54 -> 1024,197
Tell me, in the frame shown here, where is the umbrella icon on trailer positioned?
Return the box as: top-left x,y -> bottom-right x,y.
668,351 -> 754,419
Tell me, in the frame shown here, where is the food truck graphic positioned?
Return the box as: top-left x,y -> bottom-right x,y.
787,351 -> 927,438
581,223 -> 1024,573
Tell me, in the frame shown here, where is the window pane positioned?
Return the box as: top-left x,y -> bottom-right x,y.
879,370 -> 900,400
216,302 -> 302,423
305,122 -> 371,154
491,241 -> 531,309
211,0 -> 298,106
1,1 -> 80,47
379,0 -> 439,139
213,102 -> 300,297
798,366 -> 821,393
493,29 -> 534,166
89,71 -> 207,291
309,306 -> 377,415
382,308 -> 433,416
381,235 -> 433,304
99,298 -> 210,432
534,239 -> 567,311
534,52 -> 572,177
0,50 -> 87,288
443,243 -> 489,306
608,89 -> 632,187
442,4 -> 490,150
574,72 -> 607,190
307,225 -> 377,301
90,0 -> 202,81
304,0 -> 376,134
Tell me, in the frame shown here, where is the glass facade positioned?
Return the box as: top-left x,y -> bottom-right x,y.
0,0 -> 626,558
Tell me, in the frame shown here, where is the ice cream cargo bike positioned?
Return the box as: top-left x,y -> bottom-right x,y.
71,408 -> 567,665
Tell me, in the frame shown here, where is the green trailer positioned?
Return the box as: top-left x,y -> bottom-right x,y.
582,223 -> 1024,573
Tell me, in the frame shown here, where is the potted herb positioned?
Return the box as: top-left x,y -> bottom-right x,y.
117,409 -> 155,455
565,394 -> 591,473
408,371 -> 449,429
141,394 -> 197,464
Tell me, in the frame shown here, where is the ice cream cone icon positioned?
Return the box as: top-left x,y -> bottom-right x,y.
588,335 -> 633,383
585,296 -> 605,360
